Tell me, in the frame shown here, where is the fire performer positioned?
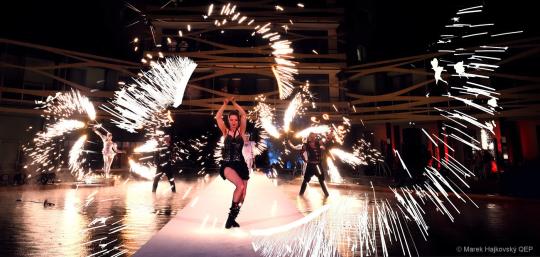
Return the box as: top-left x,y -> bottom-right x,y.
299,131 -> 333,197
93,126 -> 124,178
216,96 -> 249,229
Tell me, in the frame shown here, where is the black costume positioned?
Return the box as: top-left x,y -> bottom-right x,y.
219,128 -> 250,229
152,141 -> 176,193
219,128 -> 250,180
299,138 -> 330,196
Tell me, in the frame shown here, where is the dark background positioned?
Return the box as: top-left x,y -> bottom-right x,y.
1,0 -> 538,62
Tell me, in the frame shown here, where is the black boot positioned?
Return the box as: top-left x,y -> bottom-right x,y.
225,202 -> 241,229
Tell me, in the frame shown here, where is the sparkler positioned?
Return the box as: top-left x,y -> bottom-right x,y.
128,159 -> 156,180
69,135 -> 88,179
353,138 -> 384,166
329,148 -> 366,167
252,191 -> 420,257
133,139 -> 159,153
339,6 -> 514,257
113,4 -> 517,257
325,157 -> 343,183
101,57 -> 197,133
283,93 -> 302,132
205,3 -> 298,99
24,90 -> 96,177
124,2 -> 160,46
295,125 -> 330,138
252,97 -> 281,139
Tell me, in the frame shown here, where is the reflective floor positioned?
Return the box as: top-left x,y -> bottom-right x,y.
0,177 -> 210,257
0,175 -> 539,257
277,179 -> 540,256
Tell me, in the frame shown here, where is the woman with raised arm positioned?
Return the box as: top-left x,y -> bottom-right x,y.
216,96 -> 249,229
93,127 -> 124,179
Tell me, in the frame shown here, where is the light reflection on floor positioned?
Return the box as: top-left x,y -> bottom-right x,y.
0,175 -> 539,256
275,177 -> 540,257
0,178 -> 209,257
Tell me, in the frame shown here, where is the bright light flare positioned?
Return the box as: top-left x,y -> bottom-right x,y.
283,93 -> 302,132
295,125 -> 330,138
128,159 -> 156,180
134,139 -> 159,153
69,135 -> 87,178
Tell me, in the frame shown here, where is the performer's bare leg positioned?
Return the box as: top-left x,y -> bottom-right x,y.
224,167 -> 244,203
239,180 -> 248,204
224,167 -> 244,228
103,155 -> 114,178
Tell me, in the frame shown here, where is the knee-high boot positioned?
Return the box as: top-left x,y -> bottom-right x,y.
225,202 -> 241,229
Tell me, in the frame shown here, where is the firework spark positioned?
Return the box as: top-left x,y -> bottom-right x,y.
128,159 -> 156,180
352,138 -> 384,165
325,157 -> 343,183
205,3 -> 298,99
42,119 -> 86,138
25,90 -> 96,175
133,139 -> 160,153
253,100 -> 281,138
101,57 -> 197,133
252,192 -> 419,257
69,135 -> 88,179
295,125 -> 330,138
329,148 -> 366,167
283,93 -> 302,132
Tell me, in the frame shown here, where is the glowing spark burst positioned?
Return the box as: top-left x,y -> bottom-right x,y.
134,139 -> 159,153
252,194 -> 419,257
252,125 -> 269,157
326,157 -> 342,183
353,7 -> 514,256
128,159 -> 156,180
295,125 -> 330,138
25,90 -> 96,175
430,5 -> 506,131
101,57 -> 197,133
36,89 -> 97,120
69,135 -> 88,179
253,98 -> 281,138
352,138 -> 384,165
41,119 -> 86,138
271,62 -> 295,99
283,93 -> 302,132
205,4 -> 297,99
329,148 -> 366,167
82,102 -> 96,121
213,136 -> 225,165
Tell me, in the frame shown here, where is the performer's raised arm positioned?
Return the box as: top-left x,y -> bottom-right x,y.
231,97 -> 247,136
288,140 -> 303,151
92,127 -> 106,141
215,98 -> 229,136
